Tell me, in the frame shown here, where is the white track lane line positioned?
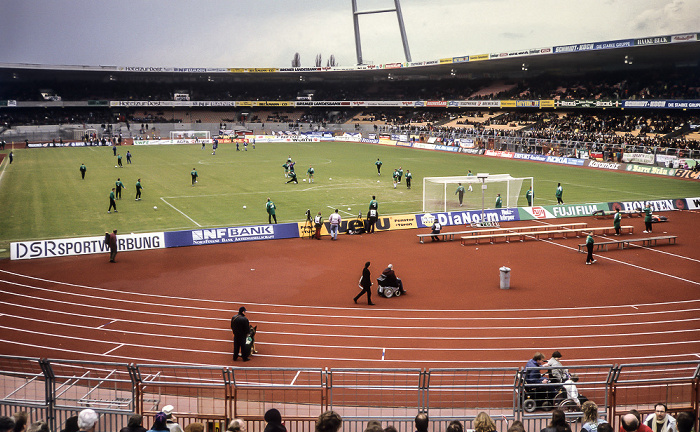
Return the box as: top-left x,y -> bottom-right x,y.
2,268 -> 700,314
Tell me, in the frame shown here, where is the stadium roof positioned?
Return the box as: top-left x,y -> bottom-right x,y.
0,32 -> 698,85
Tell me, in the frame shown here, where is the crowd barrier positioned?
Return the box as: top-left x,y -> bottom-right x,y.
0,356 -> 697,432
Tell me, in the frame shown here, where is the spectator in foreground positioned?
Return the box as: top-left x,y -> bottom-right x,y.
147,413 -> 169,432
60,415 -> 79,432
541,409 -> 571,432
675,412 -> 694,432
474,412 -> 496,432
415,414 -> 429,432
184,424 -> 204,432
12,412 -> 27,432
446,420 -> 463,432
507,421 -> 525,432
598,424 -> 614,432
264,409 -> 286,432
547,351 -> 569,383
78,409 -> 99,432
643,404 -> 678,432
227,419 -> 245,432
364,421 -> 382,432
384,427 -> 398,432
26,422 -> 49,432
120,414 -> 147,432
315,411 -> 342,432
0,417 -> 15,432
620,410 -> 652,432
162,405 -> 184,432
581,401 -> 608,432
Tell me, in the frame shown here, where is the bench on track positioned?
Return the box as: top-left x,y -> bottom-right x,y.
418,222 -> 588,244
577,235 -> 677,253
460,225 -> 633,245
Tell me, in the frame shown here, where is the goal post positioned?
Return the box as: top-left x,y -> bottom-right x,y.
169,130 -> 211,140
422,175 -> 533,212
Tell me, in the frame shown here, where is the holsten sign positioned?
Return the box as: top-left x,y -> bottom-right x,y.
11,233 -> 165,260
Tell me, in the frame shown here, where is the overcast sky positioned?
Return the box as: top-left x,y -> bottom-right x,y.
1,0 -> 698,69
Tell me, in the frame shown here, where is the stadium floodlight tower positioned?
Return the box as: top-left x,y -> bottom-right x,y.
477,173 -> 489,225
351,0 -> 412,65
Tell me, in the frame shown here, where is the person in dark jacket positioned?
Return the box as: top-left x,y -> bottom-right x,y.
381,264 -> 405,294
231,307 -> 250,361
264,409 -> 286,432
119,414 -> 147,432
353,262 -> 374,305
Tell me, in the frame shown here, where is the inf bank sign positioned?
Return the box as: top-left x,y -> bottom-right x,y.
164,223 -> 299,247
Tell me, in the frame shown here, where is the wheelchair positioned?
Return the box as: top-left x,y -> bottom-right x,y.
376,274 -> 402,298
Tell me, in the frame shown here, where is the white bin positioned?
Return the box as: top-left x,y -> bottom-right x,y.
499,266 -> 511,289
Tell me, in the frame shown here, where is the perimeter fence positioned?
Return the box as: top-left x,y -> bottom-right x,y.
0,356 -> 697,432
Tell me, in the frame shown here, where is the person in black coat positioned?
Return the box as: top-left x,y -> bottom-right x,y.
353,261 -> 374,305
231,307 -> 250,361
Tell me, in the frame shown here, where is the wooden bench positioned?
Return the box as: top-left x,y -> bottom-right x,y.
577,235 -> 677,252
460,225 -> 634,246
417,223 -> 588,244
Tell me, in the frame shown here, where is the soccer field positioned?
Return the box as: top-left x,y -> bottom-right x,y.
0,141 -> 697,256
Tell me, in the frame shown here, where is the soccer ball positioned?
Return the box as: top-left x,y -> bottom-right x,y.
348,207 -> 351,210
115,165 -> 118,168
243,205 -> 247,209
303,178 -> 306,182
329,178 -> 332,180
153,206 -> 158,210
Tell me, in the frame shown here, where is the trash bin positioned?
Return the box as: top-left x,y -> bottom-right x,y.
499,266 -> 511,289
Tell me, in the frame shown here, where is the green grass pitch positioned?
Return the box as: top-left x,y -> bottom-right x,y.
0,141 -> 697,257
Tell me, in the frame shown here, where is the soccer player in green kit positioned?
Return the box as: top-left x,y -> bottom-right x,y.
80,163 -> 87,179
495,194 -> 502,208
455,183 -> 465,206
191,168 -> 198,185
135,178 -> 143,201
307,165 -> 315,183
266,198 -> 277,224
108,188 -> 117,213
115,178 -> 125,200
375,158 -> 382,176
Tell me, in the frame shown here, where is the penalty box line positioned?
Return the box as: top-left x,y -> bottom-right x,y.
160,197 -> 202,227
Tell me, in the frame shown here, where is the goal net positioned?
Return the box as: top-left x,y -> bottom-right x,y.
170,130 -> 210,140
423,174 -> 533,213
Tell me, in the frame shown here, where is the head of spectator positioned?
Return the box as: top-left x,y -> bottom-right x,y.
652,404 -> 668,423
622,414 -> 640,432
26,422 -> 49,432
581,401 -> 600,425
415,414 -> 429,432
547,409 -> 571,432
315,411 -> 342,432
384,426 -> 398,432
264,409 -> 287,432
78,409 -> 99,432
184,423 -> 205,432
227,419 -> 245,432
598,424 -> 613,432
474,412 -> 496,432
12,412 -> 27,432
162,405 -> 180,426
0,417 -> 15,432
446,420 -> 464,432
365,420 -> 382,432
151,412 -> 168,431
675,412 -> 694,432
60,415 -> 79,432
532,352 -> 546,365
507,421 -> 525,432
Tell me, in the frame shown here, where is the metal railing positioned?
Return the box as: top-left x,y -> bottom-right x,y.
0,356 -> 698,432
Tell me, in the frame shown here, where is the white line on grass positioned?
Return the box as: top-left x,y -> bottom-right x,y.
160,197 -> 201,227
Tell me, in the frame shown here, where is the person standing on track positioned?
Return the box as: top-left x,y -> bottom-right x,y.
314,211 -> 323,239
107,229 -> 118,263
642,203 -> 653,233
614,209 -> 622,235
353,261 -> 374,305
585,234 -> 597,265
231,306 -> 250,362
